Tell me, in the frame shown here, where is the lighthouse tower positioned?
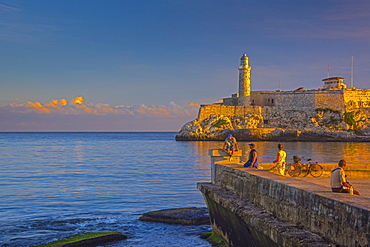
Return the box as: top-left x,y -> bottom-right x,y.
238,54 -> 252,106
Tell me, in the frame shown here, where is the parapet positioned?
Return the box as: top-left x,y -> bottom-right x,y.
209,149 -> 243,164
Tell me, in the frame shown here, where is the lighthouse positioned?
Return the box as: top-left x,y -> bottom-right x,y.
238,54 -> 252,106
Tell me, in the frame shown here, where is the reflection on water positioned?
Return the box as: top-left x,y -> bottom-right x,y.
185,140 -> 370,167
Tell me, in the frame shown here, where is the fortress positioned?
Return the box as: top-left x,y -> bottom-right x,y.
176,54 -> 370,141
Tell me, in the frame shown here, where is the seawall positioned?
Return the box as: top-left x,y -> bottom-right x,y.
197,150 -> 370,246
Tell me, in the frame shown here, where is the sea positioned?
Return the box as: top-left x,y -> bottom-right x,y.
1,132 -> 370,247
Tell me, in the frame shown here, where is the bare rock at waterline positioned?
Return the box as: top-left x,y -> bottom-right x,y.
139,207 -> 210,225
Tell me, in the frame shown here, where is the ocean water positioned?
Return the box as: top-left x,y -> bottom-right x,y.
1,132 -> 370,247
0,132 -> 213,247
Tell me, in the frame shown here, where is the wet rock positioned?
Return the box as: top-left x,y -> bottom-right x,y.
139,207 -> 210,225
33,232 -> 127,247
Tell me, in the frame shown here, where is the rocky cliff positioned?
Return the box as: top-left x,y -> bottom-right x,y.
175,107 -> 370,141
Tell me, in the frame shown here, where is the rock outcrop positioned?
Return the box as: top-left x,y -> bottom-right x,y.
139,207 -> 210,225
176,107 -> 370,141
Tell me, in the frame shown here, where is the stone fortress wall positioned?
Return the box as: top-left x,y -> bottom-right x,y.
274,89 -> 345,111
344,88 -> 370,110
197,104 -> 262,122
258,88 -> 370,113
198,88 -> 370,125
198,53 -> 370,126
313,90 -> 345,110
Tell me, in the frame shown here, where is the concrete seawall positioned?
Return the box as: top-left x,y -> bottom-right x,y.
197,150 -> 370,247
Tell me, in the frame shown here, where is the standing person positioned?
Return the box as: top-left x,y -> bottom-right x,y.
244,143 -> 258,168
223,134 -> 239,161
330,160 -> 360,195
273,143 -> 287,176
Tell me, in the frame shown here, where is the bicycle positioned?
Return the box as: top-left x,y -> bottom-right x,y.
300,158 -> 324,177
268,158 -> 301,177
288,156 -> 324,178
286,155 -> 302,177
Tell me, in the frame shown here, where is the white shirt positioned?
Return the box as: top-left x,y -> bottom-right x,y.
330,166 -> 346,188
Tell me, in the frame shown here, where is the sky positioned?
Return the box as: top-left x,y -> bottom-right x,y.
1,0 -> 369,131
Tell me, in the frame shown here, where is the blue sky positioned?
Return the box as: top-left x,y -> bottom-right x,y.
1,0 -> 370,131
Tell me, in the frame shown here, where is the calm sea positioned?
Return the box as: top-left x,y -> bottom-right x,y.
1,132 -> 369,247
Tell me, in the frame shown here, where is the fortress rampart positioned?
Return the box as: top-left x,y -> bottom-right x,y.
274,89 -> 346,111
197,104 -> 262,122
197,88 -> 370,125
344,88 -> 370,110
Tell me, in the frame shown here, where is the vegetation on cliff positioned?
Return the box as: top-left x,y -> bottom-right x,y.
200,232 -> 227,247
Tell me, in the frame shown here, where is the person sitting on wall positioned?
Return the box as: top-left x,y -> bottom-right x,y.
244,143 -> 258,168
223,134 -> 239,161
330,160 -> 360,195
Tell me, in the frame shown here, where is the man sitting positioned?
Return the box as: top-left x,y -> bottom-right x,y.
330,160 -> 360,195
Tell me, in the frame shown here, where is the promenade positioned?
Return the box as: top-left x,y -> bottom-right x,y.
201,150 -> 370,246
294,177 -> 369,198
242,162 -> 370,212
260,163 -> 370,207
247,166 -> 370,212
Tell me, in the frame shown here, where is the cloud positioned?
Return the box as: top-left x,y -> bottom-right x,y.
0,3 -> 18,12
26,101 -> 51,113
0,96 -> 200,131
2,96 -> 199,117
73,96 -> 84,105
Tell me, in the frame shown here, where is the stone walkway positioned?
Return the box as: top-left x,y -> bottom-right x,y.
293,177 -> 370,199
225,161 -> 370,209
257,162 -> 369,199
257,168 -> 370,210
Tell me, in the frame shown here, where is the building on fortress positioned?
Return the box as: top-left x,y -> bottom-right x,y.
223,54 -> 368,110
198,54 -> 370,121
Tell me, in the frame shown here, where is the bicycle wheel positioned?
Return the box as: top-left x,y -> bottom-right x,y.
300,163 -> 310,177
310,163 -> 323,177
287,163 -> 301,177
